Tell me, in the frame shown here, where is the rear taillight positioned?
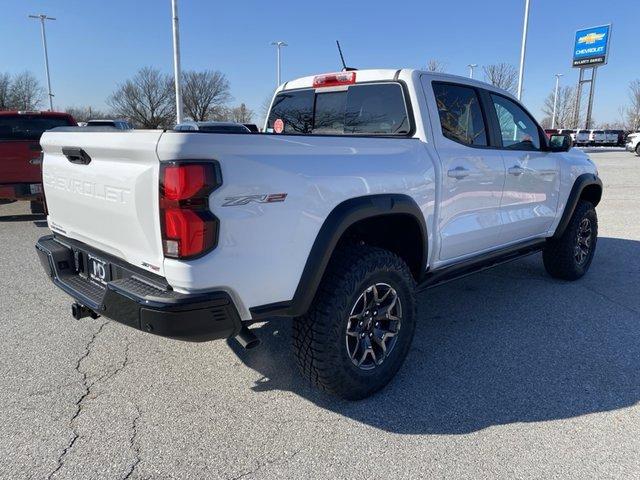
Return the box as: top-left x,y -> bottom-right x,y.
160,161 -> 221,259
313,71 -> 356,88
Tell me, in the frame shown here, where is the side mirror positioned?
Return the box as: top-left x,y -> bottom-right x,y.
549,134 -> 572,152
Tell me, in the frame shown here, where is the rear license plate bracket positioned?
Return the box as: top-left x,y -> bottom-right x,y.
87,254 -> 111,285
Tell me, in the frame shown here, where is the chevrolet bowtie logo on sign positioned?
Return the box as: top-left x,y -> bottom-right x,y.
572,25 -> 611,68
577,32 -> 606,45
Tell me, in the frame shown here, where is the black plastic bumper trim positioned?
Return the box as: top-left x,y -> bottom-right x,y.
35,235 -> 242,342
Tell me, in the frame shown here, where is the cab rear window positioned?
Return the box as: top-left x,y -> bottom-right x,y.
267,83 -> 411,136
0,115 -> 75,141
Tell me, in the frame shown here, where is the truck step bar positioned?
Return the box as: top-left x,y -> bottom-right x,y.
419,239 -> 546,291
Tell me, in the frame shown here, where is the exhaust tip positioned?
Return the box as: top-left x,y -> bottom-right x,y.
236,325 -> 260,350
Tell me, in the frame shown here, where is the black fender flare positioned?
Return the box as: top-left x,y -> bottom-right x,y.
553,173 -> 602,239
250,194 -> 428,320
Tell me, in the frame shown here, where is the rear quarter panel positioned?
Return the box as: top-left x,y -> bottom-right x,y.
157,128 -> 437,319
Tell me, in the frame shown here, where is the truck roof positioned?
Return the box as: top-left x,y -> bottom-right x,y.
279,68 -> 517,100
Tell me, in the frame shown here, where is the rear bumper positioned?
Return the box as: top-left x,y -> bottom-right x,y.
0,182 -> 43,200
35,235 -> 242,341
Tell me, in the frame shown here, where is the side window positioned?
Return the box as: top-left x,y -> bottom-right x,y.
490,94 -> 541,150
432,83 -> 487,147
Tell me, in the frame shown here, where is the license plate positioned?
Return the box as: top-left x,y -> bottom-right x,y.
88,254 -> 111,285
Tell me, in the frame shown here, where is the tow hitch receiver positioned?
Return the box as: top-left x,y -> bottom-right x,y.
71,302 -> 100,320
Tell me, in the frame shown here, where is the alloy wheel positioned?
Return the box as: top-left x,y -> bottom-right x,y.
574,217 -> 592,265
345,283 -> 402,370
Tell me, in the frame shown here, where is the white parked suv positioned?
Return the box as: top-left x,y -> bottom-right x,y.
35,70 -> 602,399
589,129 -> 607,145
575,129 -> 590,146
626,132 -> 640,155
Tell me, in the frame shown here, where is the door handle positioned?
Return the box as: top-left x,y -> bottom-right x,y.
62,147 -> 91,165
447,166 -> 470,179
508,165 -> 525,176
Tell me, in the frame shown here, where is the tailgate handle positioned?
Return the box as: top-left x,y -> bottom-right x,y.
62,147 -> 92,165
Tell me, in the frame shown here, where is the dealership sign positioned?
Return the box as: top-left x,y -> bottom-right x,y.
572,24 -> 611,67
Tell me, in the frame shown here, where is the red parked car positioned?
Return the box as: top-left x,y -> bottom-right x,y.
0,111 -> 76,213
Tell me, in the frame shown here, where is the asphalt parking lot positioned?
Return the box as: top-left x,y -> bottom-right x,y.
1,150 -> 639,479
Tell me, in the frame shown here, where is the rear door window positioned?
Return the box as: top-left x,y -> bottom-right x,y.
432,83 -> 488,147
266,83 -> 410,136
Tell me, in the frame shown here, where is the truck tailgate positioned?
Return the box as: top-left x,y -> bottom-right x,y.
40,130 -> 166,276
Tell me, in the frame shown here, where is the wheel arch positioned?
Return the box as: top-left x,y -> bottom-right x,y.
250,194 -> 428,320
553,173 -> 603,239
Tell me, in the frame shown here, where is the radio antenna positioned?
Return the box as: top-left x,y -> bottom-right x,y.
336,41 -> 357,71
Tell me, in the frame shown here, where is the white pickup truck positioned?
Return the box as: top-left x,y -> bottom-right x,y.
36,69 -> 602,399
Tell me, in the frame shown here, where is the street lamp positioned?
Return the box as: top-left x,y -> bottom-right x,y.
551,73 -> 563,129
516,0 -> 531,100
467,64 -> 477,79
270,41 -> 288,87
28,14 -> 56,111
171,0 -> 184,124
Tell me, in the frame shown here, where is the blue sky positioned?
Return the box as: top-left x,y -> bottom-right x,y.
2,0 -> 636,124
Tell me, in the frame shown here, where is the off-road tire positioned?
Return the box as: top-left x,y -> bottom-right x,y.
292,245 -> 417,400
635,143 -> 640,156
543,200 -> 598,280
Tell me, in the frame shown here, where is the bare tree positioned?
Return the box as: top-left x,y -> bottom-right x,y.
426,59 -> 446,73
64,106 -> 110,122
541,85 -> 577,129
260,95 -> 274,123
182,70 -> 231,121
0,73 -> 11,110
483,63 -> 518,94
8,71 -> 44,110
626,79 -> 640,131
107,67 -> 175,128
229,103 -> 254,123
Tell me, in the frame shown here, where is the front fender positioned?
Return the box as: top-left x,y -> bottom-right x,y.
552,173 -> 602,239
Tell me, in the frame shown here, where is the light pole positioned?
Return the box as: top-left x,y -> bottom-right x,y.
28,14 -> 56,111
171,0 -> 184,124
271,41 -> 288,87
551,73 -> 563,129
516,0 -> 531,100
467,64 -> 477,79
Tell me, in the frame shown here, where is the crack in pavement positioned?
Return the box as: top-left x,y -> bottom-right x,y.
228,449 -> 303,480
122,405 -> 142,480
46,321 -> 109,480
89,340 -> 134,389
